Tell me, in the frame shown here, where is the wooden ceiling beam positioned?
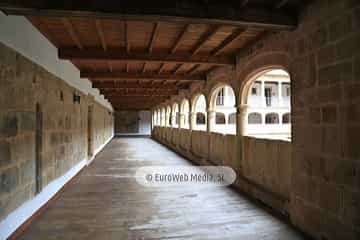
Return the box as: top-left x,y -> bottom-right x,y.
102,89 -> 178,96
173,64 -> 183,74
95,19 -> 107,50
275,0 -> 289,9
171,24 -> 189,54
124,21 -> 130,53
59,48 -> 234,66
187,64 -> 200,75
93,82 -> 180,90
158,63 -> 166,74
240,0 -> 249,8
191,26 -> 219,55
61,18 -> 83,49
0,1 -> 297,30
211,28 -> 247,56
82,71 -> 205,81
148,22 -> 160,53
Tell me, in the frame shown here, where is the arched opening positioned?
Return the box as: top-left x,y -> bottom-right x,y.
248,112 -> 262,124
265,113 -> 279,124
154,110 -> 158,126
180,99 -> 190,129
172,103 -> 179,127
192,94 -> 207,131
210,85 -> 236,134
215,112 -> 226,124
228,113 -> 236,125
196,113 -> 206,124
244,69 -> 291,140
166,105 -> 171,127
282,113 -> 291,124
161,108 -> 166,126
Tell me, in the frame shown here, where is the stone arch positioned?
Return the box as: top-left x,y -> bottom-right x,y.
208,83 -> 236,134
238,52 -> 290,106
172,102 -> 179,126
208,82 -> 236,111
180,98 -> 190,128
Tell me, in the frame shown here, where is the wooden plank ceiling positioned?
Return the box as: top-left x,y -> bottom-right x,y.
0,0 -> 307,110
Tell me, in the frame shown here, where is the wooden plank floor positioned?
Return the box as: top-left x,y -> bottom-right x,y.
18,138 -> 307,240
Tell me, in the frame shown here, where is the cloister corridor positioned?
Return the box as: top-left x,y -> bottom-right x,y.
16,138 -> 306,240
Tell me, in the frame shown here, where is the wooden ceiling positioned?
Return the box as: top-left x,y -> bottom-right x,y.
0,0 -> 307,110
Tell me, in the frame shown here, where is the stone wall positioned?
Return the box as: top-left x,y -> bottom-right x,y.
0,42 -> 114,221
152,126 -> 291,213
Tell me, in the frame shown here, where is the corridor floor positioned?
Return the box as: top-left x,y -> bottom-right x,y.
18,138 -> 307,240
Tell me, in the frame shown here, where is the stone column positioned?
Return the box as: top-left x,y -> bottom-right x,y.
165,112 -> 169,127
278,82 -> 283,107
237,104 -> 248,137
235,104 -> 248,169
261,80 -> 266,107
179,113 -> 185,129
171,112 -> 177,128
190,112 -> 196,130
207,110 -> 216,133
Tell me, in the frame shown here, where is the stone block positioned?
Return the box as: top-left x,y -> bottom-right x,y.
329,15 -> 353,41
336,33 -> 360,60
321,126 -> 341,156
319,182 -> 342,214
344,103 -> 360,123
0,113 -> 18,137
0,167 -> 19,195
317,45 -> 336,66
304,125 -> 322,153
0,142 -> 11,168
318,61 -> 353,86
342,189 -> 360,229
20,112 -> 36,131
20,160 -> 35,184
309,26 -> 328,50
344,83 -> 360,101
344,126 -> 360,159
308,106 -> 321,124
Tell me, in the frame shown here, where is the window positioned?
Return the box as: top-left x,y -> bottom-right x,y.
228,113 -> 236,124
248,112 -> 262,124
196,113 -> 206,124
265,113 -> 279,124
215,113 -> 225,124
286,87 -> 290,96
282,113 -> 291,124
265,88 -> 272,106
251,87 -> 257,95
216,88 -> 224,106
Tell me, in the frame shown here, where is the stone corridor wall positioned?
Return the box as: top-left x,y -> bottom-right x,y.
153,127 -> 291,213
0,42 -> 114,221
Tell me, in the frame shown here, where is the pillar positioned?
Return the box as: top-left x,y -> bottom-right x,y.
235,104 -> 248,169
207,110 -> 216,132
261,80 -> 266,107
278,82 -> 283,107
171,112 -> 177,128
179,113 -> 185,129
190,112 -> 196,130
237,104 -> 248,137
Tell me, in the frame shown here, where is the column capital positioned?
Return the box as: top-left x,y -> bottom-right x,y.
236,104 -> 248,113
